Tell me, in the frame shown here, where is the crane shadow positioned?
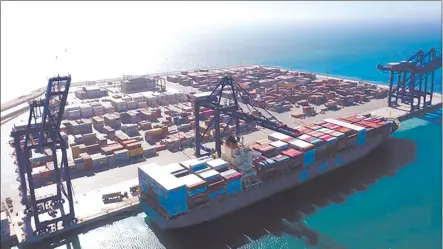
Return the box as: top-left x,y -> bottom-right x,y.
148,136 -> 417,249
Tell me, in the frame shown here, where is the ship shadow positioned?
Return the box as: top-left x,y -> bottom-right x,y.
150,136 -> 417,249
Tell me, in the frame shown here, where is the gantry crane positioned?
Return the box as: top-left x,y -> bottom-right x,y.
194,75 -> 302,158
377,48 -> 442,111
10,75 -> 77,236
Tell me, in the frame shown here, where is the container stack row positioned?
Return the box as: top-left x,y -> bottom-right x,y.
138,157 -> 243,219
121,124 -> 139,137
121,110 -> 141,124
170,67 -> 388,117
31,161 -> 58,187
248,115 -> 390,183
139,163 -> 189,218
104,113 -> 122,129
63,120 -> 93,135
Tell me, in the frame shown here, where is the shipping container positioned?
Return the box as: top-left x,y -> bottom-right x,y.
197,169 -> 222,184
281,148 -> 302,158
287,138 -> 314,152
179,174 -> 208,197
30,153 -> 47,168
324,118 -> 366,146
114,149 -> 130,164
208,188 -> 226,199
180,157 -> 211,172
138,164 -> 188,217
206,158 -> 229,172
268,132 -> 291,141
91,153 -> 108,169
269,140 -> 289,151
187,192 -> 208,207
143,146 -> 157,158
220,169 -> 243,181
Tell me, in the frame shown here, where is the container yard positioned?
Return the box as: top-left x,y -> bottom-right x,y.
2,51 -> 441,246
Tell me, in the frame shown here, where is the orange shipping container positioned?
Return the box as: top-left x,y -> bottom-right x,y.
71,146 -> 80,158
126,142 -> 142,150
129,147 -> 143,157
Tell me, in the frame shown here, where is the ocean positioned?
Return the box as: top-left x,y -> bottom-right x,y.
5,19 -> 442,249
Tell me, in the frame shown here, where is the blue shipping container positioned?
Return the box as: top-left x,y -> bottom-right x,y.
158,199 -> 188,217
357,129 -> 366,146
227,180 -> 242,189
319,162 -> 327,173
300,169 -> 309,181
303,149 -> 315,167
189,186 -> 207,196
208,188 -> 226,199
310,139 -> 323,145
226,187 -> 242,196
192,164 -> 208,173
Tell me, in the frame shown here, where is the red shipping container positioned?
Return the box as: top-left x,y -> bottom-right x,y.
282,137 -> 294,142
322,123 -> 337,129
223,172 -> 242,181
334,126 -> 352,134
155,144 -> 166,151
122,139 -> 137,145
314,121 -> 327,126
318,134 -> 334,141
307,130 -> 324,138
281,148 -> 302,158
84,158 -> 92,169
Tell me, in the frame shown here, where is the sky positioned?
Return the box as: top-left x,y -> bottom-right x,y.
1,1 -> 441,103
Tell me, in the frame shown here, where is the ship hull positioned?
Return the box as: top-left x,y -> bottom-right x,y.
143,134 -> 386,229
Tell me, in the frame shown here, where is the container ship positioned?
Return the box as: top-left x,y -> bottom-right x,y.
138,114 -> 400,229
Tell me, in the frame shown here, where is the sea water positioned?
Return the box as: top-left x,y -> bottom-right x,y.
6,19 -> 442,249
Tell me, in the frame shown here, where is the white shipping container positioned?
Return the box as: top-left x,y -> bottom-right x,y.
268,132 -> 291,141
288,138 -> 314,150
139,163 -> 186,194
298,134 -> 314,141
180,174 -> 206,189
324,118 -> 366,131
206,158 -> 228,171
198,169 -> 220,181
317,128 -> 333,134
269,140 -> 289,151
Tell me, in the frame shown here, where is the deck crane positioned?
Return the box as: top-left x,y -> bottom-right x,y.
194,75 -> 302,158
10,75 -> 77,236
377,48 -> 442,111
